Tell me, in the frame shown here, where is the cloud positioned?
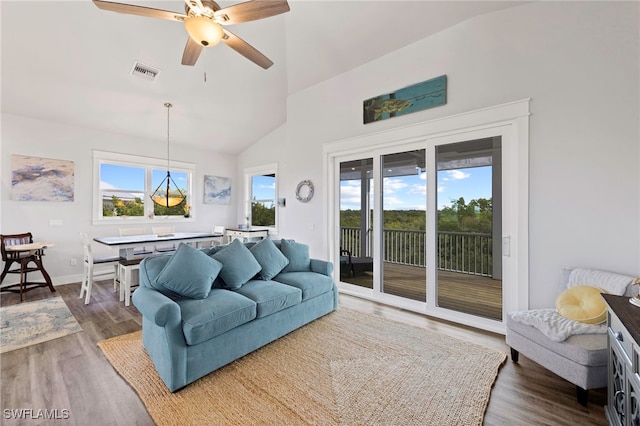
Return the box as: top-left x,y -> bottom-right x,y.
441,170 -> 470,181
100,180 -> 118,190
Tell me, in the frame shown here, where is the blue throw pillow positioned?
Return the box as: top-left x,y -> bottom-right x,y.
212,239 -> 262,290
280,239 -> 311,272
250,238 -> 289,280
155,243 -> 222,299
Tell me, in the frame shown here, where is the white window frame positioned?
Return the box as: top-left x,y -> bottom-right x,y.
244,163 -> 278,232
92,150 -> 195,225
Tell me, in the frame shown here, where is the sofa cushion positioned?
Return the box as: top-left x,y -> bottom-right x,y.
273,271 -> 334,300
235,280 -> 302,318
280,239 -> 311,272
556,286 -> 607,324
212,239 -> 262,290
176,289 -> 257,345
154,243 -> 223,299
250,238 -> 289,280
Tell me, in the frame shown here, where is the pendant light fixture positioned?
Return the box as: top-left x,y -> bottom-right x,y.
150,102 -> 186,208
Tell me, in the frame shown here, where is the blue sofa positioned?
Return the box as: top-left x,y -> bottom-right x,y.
132,238 -> 338,392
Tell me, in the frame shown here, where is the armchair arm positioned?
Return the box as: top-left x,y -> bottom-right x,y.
311,259 -> 333,277
132,287 -> 181,327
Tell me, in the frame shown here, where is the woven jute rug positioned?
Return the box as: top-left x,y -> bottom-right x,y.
98,307 -> 506,425
0,297 -> 82,353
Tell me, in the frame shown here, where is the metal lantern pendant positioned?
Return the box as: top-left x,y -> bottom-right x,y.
151,103 -> 186,208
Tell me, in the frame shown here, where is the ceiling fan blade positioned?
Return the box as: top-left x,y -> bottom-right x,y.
214,0 -> 289,25
93,0 -> 187,21
222,29 -> 273,69
182,37 -> 204,66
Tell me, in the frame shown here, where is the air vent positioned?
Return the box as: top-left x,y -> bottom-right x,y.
130,61 -> 160,82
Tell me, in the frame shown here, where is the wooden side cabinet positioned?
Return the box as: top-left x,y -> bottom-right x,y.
603,294 -> 640,426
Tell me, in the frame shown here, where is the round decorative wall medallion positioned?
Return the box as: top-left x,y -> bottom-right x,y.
295,180 -> 314,203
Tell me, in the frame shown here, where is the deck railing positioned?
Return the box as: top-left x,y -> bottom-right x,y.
340,227 -> 493,277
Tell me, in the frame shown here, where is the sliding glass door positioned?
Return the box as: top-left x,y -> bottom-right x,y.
381,149 -> 426,302
338,158 -> 374,289
435,137 -> 502,320
335,135 -> 505,323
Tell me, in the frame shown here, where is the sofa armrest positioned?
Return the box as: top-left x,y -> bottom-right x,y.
132,287 -> 181,327
310,259 -> 333,276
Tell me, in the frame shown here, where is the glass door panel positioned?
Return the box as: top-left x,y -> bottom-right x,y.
339,158 -> 374,289
435,137 -> 502,320
381,149 -> 426,302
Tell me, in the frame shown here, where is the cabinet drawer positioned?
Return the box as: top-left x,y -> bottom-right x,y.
609,311 -> 633,362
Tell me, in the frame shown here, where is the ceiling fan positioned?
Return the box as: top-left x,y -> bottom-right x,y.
93,0 -> 290,69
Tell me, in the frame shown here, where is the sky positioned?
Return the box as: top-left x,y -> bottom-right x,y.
101,164 -> 189,194
340,166 -> 492,211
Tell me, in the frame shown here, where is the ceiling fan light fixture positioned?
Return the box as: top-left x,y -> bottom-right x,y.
184,16 -> 223,47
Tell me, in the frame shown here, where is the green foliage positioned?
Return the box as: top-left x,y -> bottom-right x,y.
252,202 -> 275,226
103,194 -> 187,217
340,197 -> 492,233
437,197 -> 492,233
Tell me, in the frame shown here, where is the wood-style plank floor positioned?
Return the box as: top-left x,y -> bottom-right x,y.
1,280 -> 606,425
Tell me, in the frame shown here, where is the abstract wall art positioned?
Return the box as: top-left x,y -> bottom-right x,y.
203,175 -> 231,205
363,75 -> 447,124
11,155 -> 75,202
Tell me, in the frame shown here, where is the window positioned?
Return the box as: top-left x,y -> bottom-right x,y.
93,150 -> 194,224
244,163 -> 278,229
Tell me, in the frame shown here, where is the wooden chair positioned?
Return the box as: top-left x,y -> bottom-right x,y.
78,232 -> 119,304
118,227 -> 153,255
213,225 -> 226,245
0,232 -> 56,301
152,226 -> 177,253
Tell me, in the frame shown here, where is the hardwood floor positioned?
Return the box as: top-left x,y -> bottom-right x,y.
342,263 -> 503,320
1,280 -> 607,425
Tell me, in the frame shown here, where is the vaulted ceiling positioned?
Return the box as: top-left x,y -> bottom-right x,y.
1,1 -> 525,154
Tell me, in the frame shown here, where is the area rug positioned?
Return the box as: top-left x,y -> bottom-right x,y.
98,308 -> 506,425
0,297 -> 82,354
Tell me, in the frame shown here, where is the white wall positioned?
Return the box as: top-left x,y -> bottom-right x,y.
1,113 -> 237,285
239,1 -> 640,308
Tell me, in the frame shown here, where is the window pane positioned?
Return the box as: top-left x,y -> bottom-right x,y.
100,164 -> 145,217
151,169 -> 188,215
251,174 -> 275,226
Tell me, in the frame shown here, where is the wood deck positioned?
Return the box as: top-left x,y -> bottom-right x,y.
341,262 -> 503,320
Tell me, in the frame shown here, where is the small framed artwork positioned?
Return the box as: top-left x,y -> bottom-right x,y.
11,154 -> 75,202
204,175 -> 231,204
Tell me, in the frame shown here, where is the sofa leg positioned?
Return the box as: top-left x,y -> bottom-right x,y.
576,386 -> 588,406
510,348 -> 519,363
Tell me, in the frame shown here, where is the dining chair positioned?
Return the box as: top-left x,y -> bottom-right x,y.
152,226 -> 177,253
78,232 -> 120,304
0,232 -> 56,301
212,225 -> 226,245
118,227 -> 153,255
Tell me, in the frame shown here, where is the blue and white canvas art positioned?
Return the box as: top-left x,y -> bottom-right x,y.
204,175 -> 231,205
11,155 -> 74,202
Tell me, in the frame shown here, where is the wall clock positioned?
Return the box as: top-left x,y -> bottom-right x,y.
295,180 -> 314,203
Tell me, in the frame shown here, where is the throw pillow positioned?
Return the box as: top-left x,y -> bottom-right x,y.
555,285 -> 607,324
280,239 -> 311,272
155,243 -> 223,299
250,238 -> 289,280
212,239 -> 262,290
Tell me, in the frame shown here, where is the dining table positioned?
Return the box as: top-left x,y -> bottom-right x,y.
93,232 -> 223,260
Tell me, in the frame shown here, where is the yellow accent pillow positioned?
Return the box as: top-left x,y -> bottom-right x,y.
555,286 -> 607,324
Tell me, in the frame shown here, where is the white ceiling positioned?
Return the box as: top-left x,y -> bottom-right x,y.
1,1 -> 525,154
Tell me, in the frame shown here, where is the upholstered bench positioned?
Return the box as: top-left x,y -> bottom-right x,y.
506,268 -> 639,405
